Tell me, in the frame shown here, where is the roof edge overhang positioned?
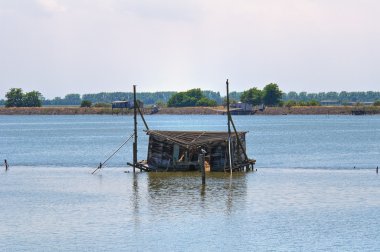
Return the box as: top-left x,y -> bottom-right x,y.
145,130 -> 248,149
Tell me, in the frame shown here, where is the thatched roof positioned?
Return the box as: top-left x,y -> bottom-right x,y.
146,130 -> 247,148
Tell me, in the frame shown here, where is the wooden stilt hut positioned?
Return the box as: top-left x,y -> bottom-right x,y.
133,80 -> 256,173
135,130 -> 255,172
92,80 -> 255,175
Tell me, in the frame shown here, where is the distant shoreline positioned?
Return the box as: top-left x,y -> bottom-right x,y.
1,106 -> 380,115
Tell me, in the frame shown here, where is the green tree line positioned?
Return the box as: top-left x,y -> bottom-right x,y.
283,91 -> 380,103
231,91 -> 380,103
42,91 -> 222,106
3,87 -> 380,107
229,91 -> 380,105
44,94 -> 81,106
81,91 -> 176,105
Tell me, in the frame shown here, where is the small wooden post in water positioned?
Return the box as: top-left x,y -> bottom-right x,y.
133,85 -> 137,173
200,154 -> 206,185
4,159 -> 8,171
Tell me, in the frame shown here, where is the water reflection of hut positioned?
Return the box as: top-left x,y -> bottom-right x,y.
136,130 -> 255,172
146,172 -> 248,215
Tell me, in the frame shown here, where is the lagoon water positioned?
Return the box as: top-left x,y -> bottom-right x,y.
0,115 -> 380,251
1,115 -> 379,168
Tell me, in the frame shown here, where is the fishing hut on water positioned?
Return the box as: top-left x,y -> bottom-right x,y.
133,80 -> 255,173
137,130 -> 253,172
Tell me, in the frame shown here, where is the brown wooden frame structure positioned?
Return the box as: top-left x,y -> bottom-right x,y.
135,130 -> 255,172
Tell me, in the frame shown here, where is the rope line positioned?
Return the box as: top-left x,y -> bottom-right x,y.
92,133 -> 134,174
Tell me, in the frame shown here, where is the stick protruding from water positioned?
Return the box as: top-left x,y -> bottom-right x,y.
4,159 -> 9,171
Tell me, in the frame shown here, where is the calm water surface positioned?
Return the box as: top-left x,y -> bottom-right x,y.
0,115 -> 380,251
0,115 -> 379,168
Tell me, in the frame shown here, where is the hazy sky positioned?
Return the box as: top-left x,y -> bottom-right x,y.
1,0 -> 379,98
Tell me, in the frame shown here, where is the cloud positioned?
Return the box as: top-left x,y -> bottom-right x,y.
36,0 -> 66,13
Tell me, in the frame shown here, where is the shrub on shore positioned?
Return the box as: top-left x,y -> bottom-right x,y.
284,100 -> 297,108
240,87 -> 263,106
196,97 -> 217,107
167,88 -> 217,107
239,83 -> 283,107
283,99 -> 321,107
263,83 -> 283,106
93,102 -> 111,108
80,100 -> 92,107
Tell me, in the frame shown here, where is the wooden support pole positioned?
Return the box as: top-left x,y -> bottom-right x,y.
133,85 -> 137,173
137,103 -> 149,131
229,115 -> 249,162
226,79 -> 233,174
4,159 -> 8,171
200,154 -> 206,185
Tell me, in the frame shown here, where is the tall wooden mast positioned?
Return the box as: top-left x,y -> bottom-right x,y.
133,85 -> 137,173
226,79 -> 233,174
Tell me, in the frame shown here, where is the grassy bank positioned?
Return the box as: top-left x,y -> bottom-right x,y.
1,106 -> 380,115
